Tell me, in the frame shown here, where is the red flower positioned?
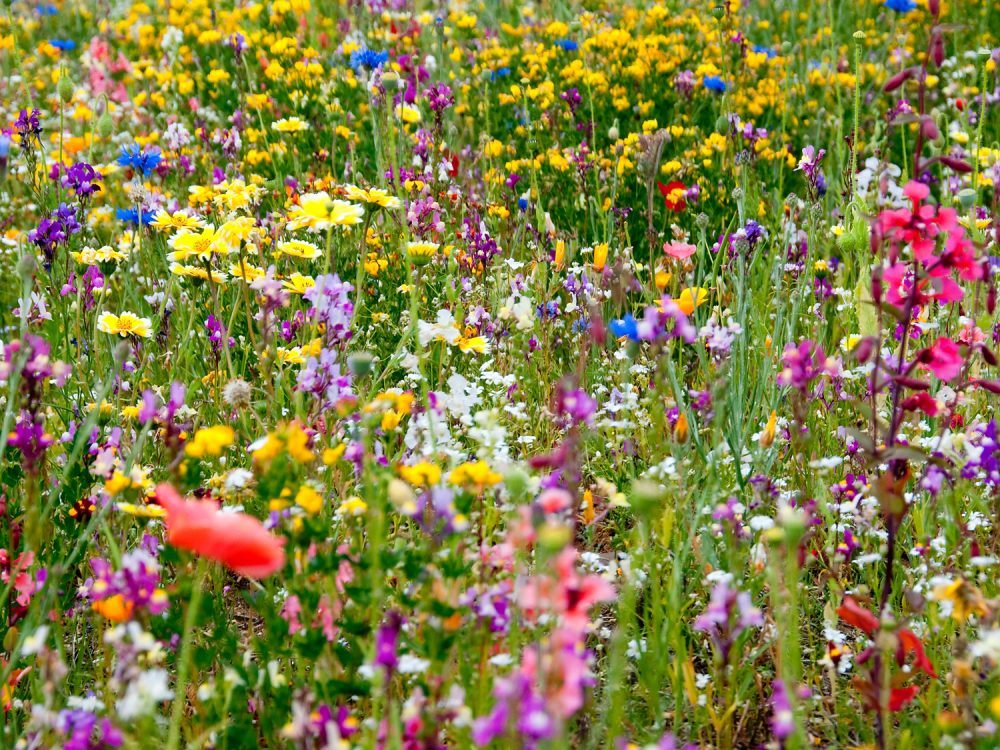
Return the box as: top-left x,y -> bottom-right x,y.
888,685 -> 920,711
155,484 -> 286,579
897,629 -> 937,678
657,181 -> 687,212
837,596 -> 879,635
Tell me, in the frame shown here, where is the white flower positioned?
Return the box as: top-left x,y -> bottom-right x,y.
116,669 -> 173,720
21,625 -> 49,656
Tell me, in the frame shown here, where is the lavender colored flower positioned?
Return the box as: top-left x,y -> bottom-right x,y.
693,579 -> 762,662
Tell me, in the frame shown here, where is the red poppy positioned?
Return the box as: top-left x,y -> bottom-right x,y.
155,484 -> 286,579
657,180 -> 687,212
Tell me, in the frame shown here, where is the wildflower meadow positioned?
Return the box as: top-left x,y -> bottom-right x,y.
1,0 -> 1000,747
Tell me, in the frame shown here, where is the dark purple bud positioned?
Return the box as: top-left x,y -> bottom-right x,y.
883,68 -> 914,93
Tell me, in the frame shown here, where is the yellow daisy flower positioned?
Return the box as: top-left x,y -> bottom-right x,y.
97,311 -> 153,338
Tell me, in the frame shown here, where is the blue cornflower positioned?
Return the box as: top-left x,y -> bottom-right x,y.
752,44 -> 776,58
49,39 -> 77,50
117,144 -> 162,176
517,196 -> 529,211
116,208 -> 154,225
703,76 -> 728,93
553,39 -> 578,52
885,0 -> 916,11
610,314 -> 639,341
349,48 -> 389,71
490,67 -> 511,81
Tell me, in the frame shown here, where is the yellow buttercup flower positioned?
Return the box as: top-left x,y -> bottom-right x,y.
286,192 -> 364,232
344,184 -> 400,208
185,425 -> 235,459
274,239 -> 321,260
449,460 -> 502,489
97,311 -> 153,338
170,263 -> 228,284
295,484 -> 324,514
282,272 -> 315,295
272,116 -> 309,133
229,261 -> 266,282
151,210 -> 207,233
73,245 -> 128,265
167,225 -> 233,262
398,462 -> 442,487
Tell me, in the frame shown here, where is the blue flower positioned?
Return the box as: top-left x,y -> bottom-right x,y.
117,145 -> 162,176
116,208 -> 154,225
49,39 -> 77,51
517,196 -> 529,211
885,0 -> 916,11
751,44 -> 776,58
610,314 -> 639,341
553,39 -> 578,52
703,76 -> 728,93
490,67 -> 511,81
349,48 -> 389,71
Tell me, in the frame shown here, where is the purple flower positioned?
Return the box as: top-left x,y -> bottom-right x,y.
693,579 -> 762,662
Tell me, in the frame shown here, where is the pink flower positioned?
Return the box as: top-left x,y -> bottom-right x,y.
664,240 -> 697,260
918,337 -> 963,381
903,180 -> 930,204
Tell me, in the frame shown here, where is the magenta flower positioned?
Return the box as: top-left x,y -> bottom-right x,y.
918,337 -> 963,381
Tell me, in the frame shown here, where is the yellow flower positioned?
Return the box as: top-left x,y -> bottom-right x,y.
274,239 -> 321,260
398,462 -> 442,487
449,460 -> 502,489
337,496 -> 368,517
456,336 -> 489,354
185,425 -> 235,459
394,104 -> 421,124
381,410 -> 402,432
593,243 -> 609,272
251,423 -> 315,465
282,272 -> 315,295
286,192 -> 364,232
272,117 -> 309,133
151,210 -> 207,233
73,245 -> 128,265
167,225 -> 233,262
116,502 -> 166,519
104,471 -> 135,496
674,287 -> 708,315
405,241 -> 439,264
344,184 -> 400,209
322,444 -> 348,465
229,261 -> 266,282
759,410 -> 777,448
933,578 -> 989,623
170,263 -> 228,284
97,311 -> 153,338
295,484 -> 324,514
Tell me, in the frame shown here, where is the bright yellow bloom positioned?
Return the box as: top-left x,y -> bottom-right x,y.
251,423 -> 315,465
185,425 -> 235,458
167,225 -> 233,262
170,263 -> 228,284
344,184 -> 400,208
674,287 -> 708,315
229,261 -> 266,282
398,462 -> 442,487
151,210 -> 207,233
274,239 -> 321,260
282,272 -> 315,295
406,241 -> 439,263
456,336 -> 488,354
593,243 -> 609,272
97,311 -> 153,338
337,496 -> 368,517
286,192 -> 364,232
295,484 -> 324,514
449,460 -> 502,489
272,116 -> 309,133
933,578 -> 989,622
73,245 -> 128,265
